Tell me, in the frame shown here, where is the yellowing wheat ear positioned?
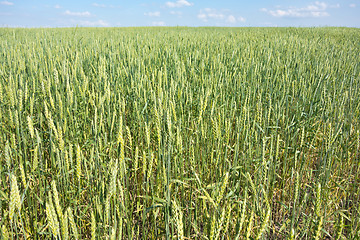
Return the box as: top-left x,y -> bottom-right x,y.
9,174 -> 21,222
32,145 -> 39,172
145,122 -> 150,148
172,200 -> 184,240
51,181 -> 63,220
0,83 -> 3,104
126,126 -> 132,149
67,207 -> 79,239
314,216 -> 323,240
109,159 -> 118,198
46,193 -> 60,237
27,115 -> 35,139
19,163 -> 27,189
5,141 -> 11,169
62,210 -> 69,240
57,125 -> 65,151
1,225 -> 9,239
216,172 -> 229,207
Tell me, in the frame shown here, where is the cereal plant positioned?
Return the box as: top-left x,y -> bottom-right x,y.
0,27 -> 359,239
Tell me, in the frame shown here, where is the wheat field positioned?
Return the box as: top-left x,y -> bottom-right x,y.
0,27 -> 359,239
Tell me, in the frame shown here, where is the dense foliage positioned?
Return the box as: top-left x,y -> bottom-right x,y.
0,27 -> 359,239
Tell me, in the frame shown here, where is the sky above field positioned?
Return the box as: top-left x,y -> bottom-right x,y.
0,0 -> 359,28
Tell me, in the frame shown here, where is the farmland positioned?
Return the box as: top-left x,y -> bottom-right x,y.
0,27 -> 359,239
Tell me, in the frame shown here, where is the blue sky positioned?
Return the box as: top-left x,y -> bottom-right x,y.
0,0 -> 359,27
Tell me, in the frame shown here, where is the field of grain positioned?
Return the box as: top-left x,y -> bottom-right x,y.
0,27 -> 359,239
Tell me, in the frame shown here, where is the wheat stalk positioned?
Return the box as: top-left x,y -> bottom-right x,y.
91,210 -> 96,240
246,210 -> 254,240
76,144 -> 82,181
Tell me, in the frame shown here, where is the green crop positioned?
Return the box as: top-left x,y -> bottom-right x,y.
0,27 -> 359,239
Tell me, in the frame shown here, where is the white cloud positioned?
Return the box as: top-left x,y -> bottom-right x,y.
349,4 -> 356,8
261,2 -> 331,18
91,3 -> 120,9
145,11 -> 161,17
197,13 -> 207,21
166,0 -> 193,8
54,4 -> 61,9
198,8 -> 224,22
238,16 -> 246,22
206,9 -> 225,19
227,15 -> 236,23
170,11 -> 182,16
0,1 -> 14,6
92,3 -> 106,8
76,20 -> 109,27
64,10 -> 92,17
152,21 -> 166,26
198,8 -> 245,23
